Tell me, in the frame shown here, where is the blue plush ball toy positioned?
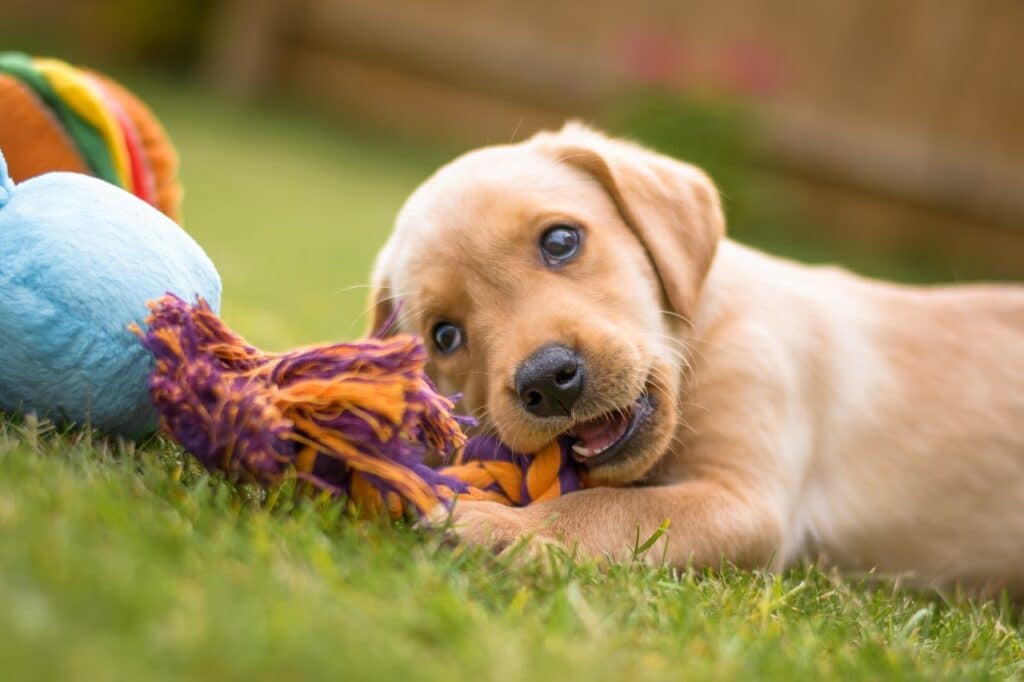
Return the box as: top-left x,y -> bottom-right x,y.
0,148 -> 221,438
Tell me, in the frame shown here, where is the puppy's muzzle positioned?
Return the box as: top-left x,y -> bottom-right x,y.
514,344 -> 584,417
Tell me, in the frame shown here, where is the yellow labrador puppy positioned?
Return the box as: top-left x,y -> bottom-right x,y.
369,122 -> 1024,591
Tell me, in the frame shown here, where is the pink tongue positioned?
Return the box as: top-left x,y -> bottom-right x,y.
575,410 -> 631,452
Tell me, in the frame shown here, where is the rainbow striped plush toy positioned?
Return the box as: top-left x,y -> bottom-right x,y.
0,52 -> 182,222
136,295 -> 583,518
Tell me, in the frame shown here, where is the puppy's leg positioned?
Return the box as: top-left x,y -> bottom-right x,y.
444,481 -> 782,568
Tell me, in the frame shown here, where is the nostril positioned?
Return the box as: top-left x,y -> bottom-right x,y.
524,389 -> 544,408
554,365 -> 577,387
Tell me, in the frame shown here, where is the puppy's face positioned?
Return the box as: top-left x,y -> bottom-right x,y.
371,124 -> 723,484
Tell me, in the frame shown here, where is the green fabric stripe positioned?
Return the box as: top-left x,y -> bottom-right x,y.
0,52 -> 121,185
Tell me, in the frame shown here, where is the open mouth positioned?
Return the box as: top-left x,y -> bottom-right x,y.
565,393 -> 653,468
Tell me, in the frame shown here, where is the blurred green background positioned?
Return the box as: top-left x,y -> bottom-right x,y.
5,0 -> 1024,350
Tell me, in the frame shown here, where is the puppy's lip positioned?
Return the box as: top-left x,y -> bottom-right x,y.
566,392 -> 653,467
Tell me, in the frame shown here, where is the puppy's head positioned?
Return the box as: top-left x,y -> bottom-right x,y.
369,123 -> 724,484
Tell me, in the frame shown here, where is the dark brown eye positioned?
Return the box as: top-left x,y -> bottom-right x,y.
432,322 -> 463,354
540,224 -> 581,265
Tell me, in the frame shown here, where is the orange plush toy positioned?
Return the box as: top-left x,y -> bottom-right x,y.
0,52 -> 183,223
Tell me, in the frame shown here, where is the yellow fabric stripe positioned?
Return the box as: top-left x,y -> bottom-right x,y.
33,57 -> 133,191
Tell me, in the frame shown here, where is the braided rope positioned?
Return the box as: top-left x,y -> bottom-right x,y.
134,295 -> 583,518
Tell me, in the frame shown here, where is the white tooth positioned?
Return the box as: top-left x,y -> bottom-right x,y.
571,444 -> 591,456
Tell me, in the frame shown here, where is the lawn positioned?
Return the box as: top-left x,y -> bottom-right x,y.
2,74 -> 1023,681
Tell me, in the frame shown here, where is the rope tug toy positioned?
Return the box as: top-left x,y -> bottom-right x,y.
134,295 -> 584,518
0,52 -> 183,222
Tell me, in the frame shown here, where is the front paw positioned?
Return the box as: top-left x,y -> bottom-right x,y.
429,500 -> 561,557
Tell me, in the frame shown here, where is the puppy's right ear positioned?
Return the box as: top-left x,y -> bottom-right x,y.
366,264 -> 396,337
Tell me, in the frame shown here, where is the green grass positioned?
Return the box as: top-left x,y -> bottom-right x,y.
4,420 -> 1024,681
2,75 -> 1023,680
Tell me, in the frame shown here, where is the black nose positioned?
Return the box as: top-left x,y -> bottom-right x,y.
514,345 -> 584,417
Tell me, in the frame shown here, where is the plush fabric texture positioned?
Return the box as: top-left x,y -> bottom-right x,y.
84,72 -> 182,222
0,53 -> 120,184
33,57 -> 134,190
136,295 -> 583,518
0,73 -> 90,179
0,53 -> 183,222
89,74 -> 156,207
0,150 -> 220,437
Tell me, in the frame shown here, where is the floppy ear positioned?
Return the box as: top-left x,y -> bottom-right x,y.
533,123 -> 725,322
365,259 -> 397,337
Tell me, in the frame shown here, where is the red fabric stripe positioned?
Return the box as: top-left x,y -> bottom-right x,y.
86,74 -> 156,206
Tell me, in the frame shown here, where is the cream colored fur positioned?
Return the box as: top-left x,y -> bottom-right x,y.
369,123 -> 1024,593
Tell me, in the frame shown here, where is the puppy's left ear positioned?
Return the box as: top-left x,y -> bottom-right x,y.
533,123 -> 725,322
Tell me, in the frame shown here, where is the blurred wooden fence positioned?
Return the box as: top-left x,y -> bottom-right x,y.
208,0 -> 1024,269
